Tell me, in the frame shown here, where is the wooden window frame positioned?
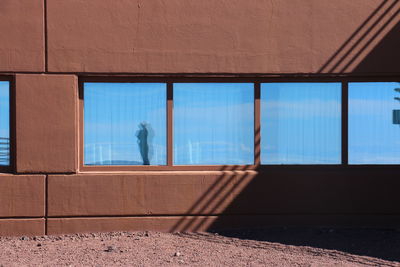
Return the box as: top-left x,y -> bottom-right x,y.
78,75 -> 400,172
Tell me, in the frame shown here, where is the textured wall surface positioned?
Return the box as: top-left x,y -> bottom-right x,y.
0,0 -> 399,236
0,0 -> 44,72
0,175 -> 45,217
15,74 -> 77,173
46,0 -> 400,74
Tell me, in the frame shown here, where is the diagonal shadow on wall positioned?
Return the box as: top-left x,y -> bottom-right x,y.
352,19 -> 400,73
317,0 -> 400,74
169,0 -> 400,262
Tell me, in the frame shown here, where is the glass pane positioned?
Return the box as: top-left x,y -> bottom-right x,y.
261,83 -> 341,164
84,83 -> 166,165
0,81 -> 10,166
349,82 -> 400,164
174,83 -> 254,165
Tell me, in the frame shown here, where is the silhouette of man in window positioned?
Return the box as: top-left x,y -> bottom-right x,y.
136,122 -> 150,165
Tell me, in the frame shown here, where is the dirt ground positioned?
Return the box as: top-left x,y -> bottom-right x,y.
0,228 -> 399,266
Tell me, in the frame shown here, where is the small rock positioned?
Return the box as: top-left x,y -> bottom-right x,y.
174,252 -> 181,257
20,236 -> 29,241
104,246 -> 117,252
144,231 -> 149,237
37,243 -> 42,247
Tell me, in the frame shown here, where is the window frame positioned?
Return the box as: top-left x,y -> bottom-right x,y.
78,76 -> 400,172
0,75 -> 14,173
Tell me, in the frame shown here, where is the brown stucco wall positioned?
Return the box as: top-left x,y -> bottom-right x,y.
15,74 -> 77,173
0,175 -> 45,217
0,0 -> 44,72
46,0 -> 399,74
0,0 -> 399,236
47,170 -> 400,217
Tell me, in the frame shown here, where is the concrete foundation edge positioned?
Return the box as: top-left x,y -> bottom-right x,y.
46,215 -> 400,235
2,215 -> 400,237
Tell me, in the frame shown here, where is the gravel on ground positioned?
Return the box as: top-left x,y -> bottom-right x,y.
0,228 -> 399,266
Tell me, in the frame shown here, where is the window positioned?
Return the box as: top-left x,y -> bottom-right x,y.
82,81 -> 254,168
261,83 -> 341,164
81,79 -> 400,169
173,83 -> 254,165
84,83 -> 167,166
0,81 -> 10,166
349,82 -> 400,164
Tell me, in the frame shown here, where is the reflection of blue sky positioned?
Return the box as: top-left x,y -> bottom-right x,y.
261,83 -> 341,164
349,82 -> 400,164
0,81 -> 10,166
84,83 -> 166,165
83,82 -> 400,166
174,83 -> 254,165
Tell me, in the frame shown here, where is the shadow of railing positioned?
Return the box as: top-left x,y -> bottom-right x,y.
170,166 -> 255,233
318,0 -> 399,73
169,126 -> 260,233
167,2 -> 400,263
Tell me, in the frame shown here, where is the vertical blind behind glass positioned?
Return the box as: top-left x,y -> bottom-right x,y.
174,83 -> 254,165
261,83 -> 341,164
349,82 -> 400,164
0,81 -> 9,166
84,83 -> 167,166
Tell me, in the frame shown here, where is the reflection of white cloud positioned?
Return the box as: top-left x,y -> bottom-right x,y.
262,153 -> 340,164
240,143 -> 252,153
174,141 -> 253,164
262,100 -> 340,118
174,103 -> 253,121
174,141 -> 252,153
84,142 -> 166,165
84,122 -> 165,143
349,99 -> 398,116
349,154 -> 400,164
